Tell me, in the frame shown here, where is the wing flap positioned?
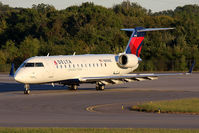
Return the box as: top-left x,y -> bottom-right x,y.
80,73 -> 183,82
79,72 -> 185,85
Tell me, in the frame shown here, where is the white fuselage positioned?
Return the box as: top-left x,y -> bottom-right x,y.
14,54 -> 139,84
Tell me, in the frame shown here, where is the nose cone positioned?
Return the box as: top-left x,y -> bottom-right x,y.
14,73 -> 25,83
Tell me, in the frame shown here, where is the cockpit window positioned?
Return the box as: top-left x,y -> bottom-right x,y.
24,63 -> 34,67
23,62 -> 44,67
35,63 -> 44,67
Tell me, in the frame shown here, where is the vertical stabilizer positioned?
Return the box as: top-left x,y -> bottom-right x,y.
121,27 -> 174,57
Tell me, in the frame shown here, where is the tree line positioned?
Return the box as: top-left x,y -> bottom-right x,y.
0,1 -> 199,72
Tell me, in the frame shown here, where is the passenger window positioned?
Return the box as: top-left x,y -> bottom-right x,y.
77,64 -> 79,67
89,64 -> 91,67
101,63 -> 103,67
57,60 -> 61,64
73,64 -> 75,68
93,64 -> 95,67
60,65 -> 62,68
96,63 -> 98,67
104,63 -> 107,67
69,64 -> 71,68
85,64 -> 87,67
65,65 -> 66,68
81,64 -> 83,67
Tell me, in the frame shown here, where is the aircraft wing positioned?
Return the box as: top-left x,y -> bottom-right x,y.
79,61 -> 195,85
79,72 -> 189,85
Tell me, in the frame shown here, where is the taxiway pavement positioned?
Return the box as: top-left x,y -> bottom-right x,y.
0,73 -> 199,128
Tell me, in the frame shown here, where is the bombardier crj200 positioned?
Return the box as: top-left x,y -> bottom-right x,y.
10,27 -> 194,94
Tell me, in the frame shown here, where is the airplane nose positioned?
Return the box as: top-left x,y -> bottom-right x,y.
14,74 -> 24,83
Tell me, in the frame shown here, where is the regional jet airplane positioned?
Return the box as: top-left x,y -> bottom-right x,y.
10,27 -> 194,94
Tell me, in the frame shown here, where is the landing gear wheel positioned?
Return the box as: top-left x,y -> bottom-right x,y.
24,90 -> 30,94
96,83 -> 105,91
24,84 -> 30,95
69,85 -> 78,90
100,85 -> 105,90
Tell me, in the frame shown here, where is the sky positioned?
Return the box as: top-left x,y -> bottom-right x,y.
1,0 -> 199,12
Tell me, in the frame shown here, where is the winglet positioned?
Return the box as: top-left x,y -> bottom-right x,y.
9,63 -> 15,77
187,61 -> 195,74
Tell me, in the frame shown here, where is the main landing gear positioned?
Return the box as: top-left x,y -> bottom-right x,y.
68,83 -> 105,91
69,84 -> 78,90
24,84 -> 30,94
96,83 -> 105,91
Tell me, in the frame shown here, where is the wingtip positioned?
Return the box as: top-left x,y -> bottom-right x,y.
187,60 -> 195,74
9,63 -> 15,77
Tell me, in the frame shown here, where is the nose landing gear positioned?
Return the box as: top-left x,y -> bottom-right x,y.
24,84 -> 30,94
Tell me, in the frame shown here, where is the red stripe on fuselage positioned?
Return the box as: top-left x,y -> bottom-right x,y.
129,37 -> 144,57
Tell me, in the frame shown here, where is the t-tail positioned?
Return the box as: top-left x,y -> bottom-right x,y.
121,27 -> 174,57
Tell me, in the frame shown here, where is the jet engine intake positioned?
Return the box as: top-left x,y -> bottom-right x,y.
117,54 -> 138,68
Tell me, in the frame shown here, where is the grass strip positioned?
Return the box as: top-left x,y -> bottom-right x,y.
0,128 -> 199,133
132,98 -> 199,114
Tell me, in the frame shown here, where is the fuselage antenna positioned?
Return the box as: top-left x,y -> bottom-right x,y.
47,53 -> 50,57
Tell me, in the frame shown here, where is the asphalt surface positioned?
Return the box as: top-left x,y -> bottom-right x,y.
0,73 -> 199,128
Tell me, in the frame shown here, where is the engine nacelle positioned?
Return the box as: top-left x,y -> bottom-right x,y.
117,54 -> 138,68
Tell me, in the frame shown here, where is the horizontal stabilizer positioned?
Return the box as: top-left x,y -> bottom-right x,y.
121,28 -> 174,32
120,29 -> 135,32
138,28 -> 174,32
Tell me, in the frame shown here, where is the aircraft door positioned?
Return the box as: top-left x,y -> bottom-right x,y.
45,61 -> 54,80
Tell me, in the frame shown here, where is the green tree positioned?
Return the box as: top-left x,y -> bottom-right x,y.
18,36 -> 40,60
0,50 -> 7,64
2,40 -> 18,63
0,2 -> 199,71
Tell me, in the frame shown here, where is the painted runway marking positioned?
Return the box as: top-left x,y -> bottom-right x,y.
86,103 -> 120,113
86,102 -> 136,113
